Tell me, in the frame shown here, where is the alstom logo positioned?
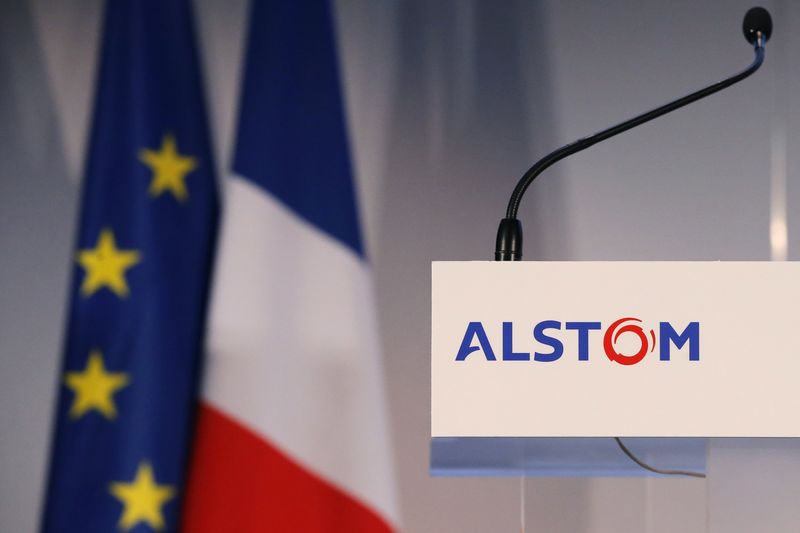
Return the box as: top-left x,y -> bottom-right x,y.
454,318 -> 699,364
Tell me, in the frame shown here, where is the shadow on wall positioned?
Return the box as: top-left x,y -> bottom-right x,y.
375,1 -> 585,532
0,1 -> 78,532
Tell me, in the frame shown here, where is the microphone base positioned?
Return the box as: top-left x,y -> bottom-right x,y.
495,218 -> 523,261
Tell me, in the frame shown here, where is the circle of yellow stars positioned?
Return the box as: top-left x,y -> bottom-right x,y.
64,132 -> 196,530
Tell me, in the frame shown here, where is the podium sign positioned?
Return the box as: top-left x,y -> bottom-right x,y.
432,262 -> 800,440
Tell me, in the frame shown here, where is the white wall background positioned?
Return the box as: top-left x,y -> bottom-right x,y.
1,0 -> 798,531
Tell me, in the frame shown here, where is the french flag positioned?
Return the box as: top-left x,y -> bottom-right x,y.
181,1 -> 398,531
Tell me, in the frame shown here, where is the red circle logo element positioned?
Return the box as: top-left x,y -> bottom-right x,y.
603,317 -> 656,365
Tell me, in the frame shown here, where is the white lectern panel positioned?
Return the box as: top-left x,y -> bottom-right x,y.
432,262 -> 800,438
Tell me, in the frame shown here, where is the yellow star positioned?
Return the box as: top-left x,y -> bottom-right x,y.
139,134 -> 197,201
64,350 -> 130,420
110,461 -> 175,531
75,228 -> 141,298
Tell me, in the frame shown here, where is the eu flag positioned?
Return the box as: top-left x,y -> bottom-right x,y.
41,1 -> 217,531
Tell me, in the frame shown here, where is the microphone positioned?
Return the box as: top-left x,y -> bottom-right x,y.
495,7 -> 772,261
743,6 -> 772,45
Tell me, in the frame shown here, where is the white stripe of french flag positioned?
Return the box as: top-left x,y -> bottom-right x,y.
181,1 -> 398,530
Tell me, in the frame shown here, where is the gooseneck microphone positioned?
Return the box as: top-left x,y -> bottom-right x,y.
495,7 -> 773,261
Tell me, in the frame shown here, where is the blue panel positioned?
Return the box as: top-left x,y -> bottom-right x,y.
431,437 -> 707,477
233,0 -> 363,257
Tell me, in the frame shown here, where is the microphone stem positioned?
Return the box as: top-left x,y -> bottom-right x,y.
505,44 -> 765,221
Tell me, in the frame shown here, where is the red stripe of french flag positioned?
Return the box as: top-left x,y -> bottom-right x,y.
182,404 -> 392,532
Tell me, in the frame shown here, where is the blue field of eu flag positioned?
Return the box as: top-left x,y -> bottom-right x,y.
41,1 -> 217,531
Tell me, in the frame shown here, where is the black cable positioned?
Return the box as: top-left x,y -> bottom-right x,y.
614,437 -> 706,478
505,44 -> 765,220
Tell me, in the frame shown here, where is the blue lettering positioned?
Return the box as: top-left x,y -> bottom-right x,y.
659,322 -> 699,361
565,321 -> 601,361
455,322 -> 496,361
534,320 -> 563,362
503,322 -> 530,361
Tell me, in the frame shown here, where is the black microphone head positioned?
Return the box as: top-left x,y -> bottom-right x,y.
743,7 -> 772,45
